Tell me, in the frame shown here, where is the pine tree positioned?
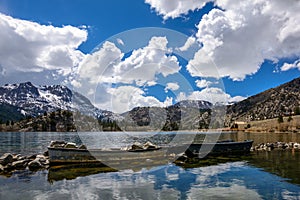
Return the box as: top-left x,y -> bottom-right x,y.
294,107 -> 300,115
278,115 -> 284,123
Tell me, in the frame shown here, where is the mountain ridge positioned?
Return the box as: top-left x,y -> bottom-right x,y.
0,81 -> 115,122
226,76 -> 300,124
1,76 -> 300,131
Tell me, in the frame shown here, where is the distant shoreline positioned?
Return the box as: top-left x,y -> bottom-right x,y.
1,115 -> 300,134
235,115 -> 300,134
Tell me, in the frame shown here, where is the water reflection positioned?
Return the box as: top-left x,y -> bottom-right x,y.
2,160 -> 300,200
248,151 -> 300,185
46,150 -> 300,185
1,132 -> 300,199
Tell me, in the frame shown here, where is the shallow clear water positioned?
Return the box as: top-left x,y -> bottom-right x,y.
0,132 -> 300,200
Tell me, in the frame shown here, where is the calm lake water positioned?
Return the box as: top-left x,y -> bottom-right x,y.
0,131 -> 300,200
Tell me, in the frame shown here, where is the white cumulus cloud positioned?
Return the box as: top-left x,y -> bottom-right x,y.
281,60 -> 300,71
77,36 -> 181,88
77,41 -> 124,85
145,0 -> 211,20
177,87 -> 245,104
74,36 -> 181,112
107,86 -> 172,113
189,0 -> 300,80
177,37 -> 196,52
165,82 -> 180,92
195,79 -> 213,88
146,0 -> 300,80
0,12 -> 87,77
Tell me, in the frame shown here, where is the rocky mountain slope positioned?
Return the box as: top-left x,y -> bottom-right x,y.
226,77 -> 300,124
0,82 -> 115,122
1,76 -> 300,131
119,100 -> 214,131
122,76 -> 300,131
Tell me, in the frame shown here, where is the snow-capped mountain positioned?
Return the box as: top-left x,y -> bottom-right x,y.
173,100 -> 212,110
0,82 -> 114,119
0,82 -> 215,129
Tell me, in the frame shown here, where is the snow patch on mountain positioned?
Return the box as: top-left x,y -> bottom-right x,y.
0,82 -> 118,121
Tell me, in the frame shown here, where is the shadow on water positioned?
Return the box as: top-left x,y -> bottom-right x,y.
46,158 -> 244,183
48,163 -> 117,183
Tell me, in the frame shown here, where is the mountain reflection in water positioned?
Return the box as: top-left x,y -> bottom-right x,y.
248,150 -> 300,185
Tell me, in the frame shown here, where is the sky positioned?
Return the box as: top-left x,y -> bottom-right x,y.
0,0 -> 300,113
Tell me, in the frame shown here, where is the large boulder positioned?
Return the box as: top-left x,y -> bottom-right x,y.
3,163 -> 13,172
13,154 -> 26,162
143,141 -> 158,150
28,159 -> 43,171
27,154 -> 37,160
12,160 -> 29,170
130,142 -> 144,150
36,155 -> 49,165
0,153 -> 13,166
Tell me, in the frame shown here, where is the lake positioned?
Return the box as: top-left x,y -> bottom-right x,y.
0,131 -> 300,200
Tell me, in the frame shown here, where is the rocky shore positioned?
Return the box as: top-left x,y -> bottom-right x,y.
252,142 -> 300,151
0,151 -> 49,176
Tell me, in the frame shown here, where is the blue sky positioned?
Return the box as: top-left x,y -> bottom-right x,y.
0,0 -> 299,113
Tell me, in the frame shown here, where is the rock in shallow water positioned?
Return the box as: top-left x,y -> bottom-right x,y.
11,159 -> 29,170
0,152 -> 50,175
28,159 -> 43,171
0,153 -> 13,166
